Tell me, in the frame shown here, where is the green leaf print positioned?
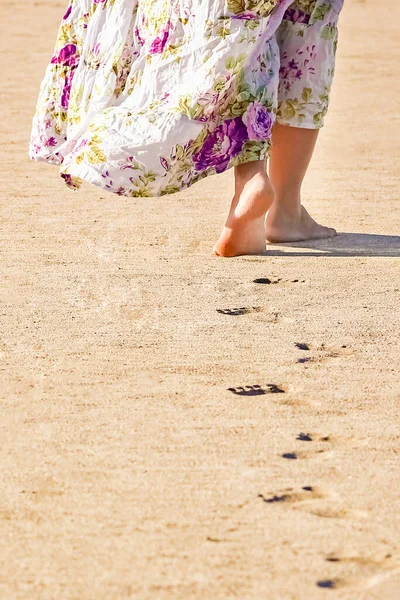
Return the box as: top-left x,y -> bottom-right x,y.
228,0 -> 278,17
232,140 -> 269,166
301,87 -> 313,103
227,0 -> 245,14
321,24 -> 337,40
87,146 -> 107,164
280,101 -> 297,120
236,91 -> 251,102
160,185 -> 181,196
225,54 -> 246,73
216,25 -> 231,38
319,92 -> 329,104
313,112 -> 324,127
244,20 -> 259,31
311,3 -> 331,22
294,0 -> 317,12
134,187 -> 153,197
175,144 -> 184,160
277,97 -> 307,123
247,0 -> 279,17
191,129 -> 208,154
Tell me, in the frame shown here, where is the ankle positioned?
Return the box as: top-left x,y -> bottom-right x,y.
271,189 -> 302,214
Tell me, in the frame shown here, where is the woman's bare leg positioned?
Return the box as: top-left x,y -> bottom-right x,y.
214,160 -> 275,257
265,123 -> 337,243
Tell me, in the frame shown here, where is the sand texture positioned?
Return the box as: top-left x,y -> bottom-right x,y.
1,1 -> 400,598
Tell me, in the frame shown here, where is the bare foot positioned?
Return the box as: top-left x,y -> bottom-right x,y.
213,172 -> 275,257
265,204 -> 337,243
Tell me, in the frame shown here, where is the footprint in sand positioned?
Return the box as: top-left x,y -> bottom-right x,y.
282,452 -> 298,460
297,432 -> 313,441
280,431 -> 369,463
295,342 -> 310,351
228,384 -> 285,396
308,506 -> 368,520
317,579 -> 337,589
258,486 -> 326,505
297,357 -> 312,364
281,449 -> 330,461
216,307 -> 261,316
259,486 -> 367,520
317,553 -> 400,592
296,432 -> 369,449
253,277 -> 280,285
253,277 -> 306,285
280,432 -> 334,461
295,342 -> 355,364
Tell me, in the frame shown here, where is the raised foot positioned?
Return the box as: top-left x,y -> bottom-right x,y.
214,172 -> 274,257
265,204 -> 337,244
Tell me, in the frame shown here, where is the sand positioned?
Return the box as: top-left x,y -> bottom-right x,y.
1,1 -> 400,598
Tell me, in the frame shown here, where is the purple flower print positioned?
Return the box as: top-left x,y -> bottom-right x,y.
63,6 -> 72,20
61,71 -> 74,109
92,43 -> 101,56
61,173 -> 74,187
280,45 -> 316,93
49,44 -> 80,109
45,137 -> 57,147
160,156 -> 169,171
149,29 -> 170,54
283,8 -> 311,24
58,44 -> 78,66
243,102 -> 273,141
51,44 -> 78,67
193,117 -> 247,173
231,12 -> 257,20
73,138 -> 88,153
135,28 -> 145,46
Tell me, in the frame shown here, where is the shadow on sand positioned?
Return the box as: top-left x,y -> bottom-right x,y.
265,233 -> 400,258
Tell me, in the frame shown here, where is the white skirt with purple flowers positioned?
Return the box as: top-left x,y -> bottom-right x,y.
29,0 -> 343,197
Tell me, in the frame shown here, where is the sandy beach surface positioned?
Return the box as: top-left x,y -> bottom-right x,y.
1,1 -> 400,598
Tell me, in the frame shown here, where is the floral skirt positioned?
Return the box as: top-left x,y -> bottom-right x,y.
29,0 -> 344,197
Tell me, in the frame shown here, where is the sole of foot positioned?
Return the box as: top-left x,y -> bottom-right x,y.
265,204 -> 337,244
214,172 -> 274,257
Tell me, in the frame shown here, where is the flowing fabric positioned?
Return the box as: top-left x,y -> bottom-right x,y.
29,0 -> 343,197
